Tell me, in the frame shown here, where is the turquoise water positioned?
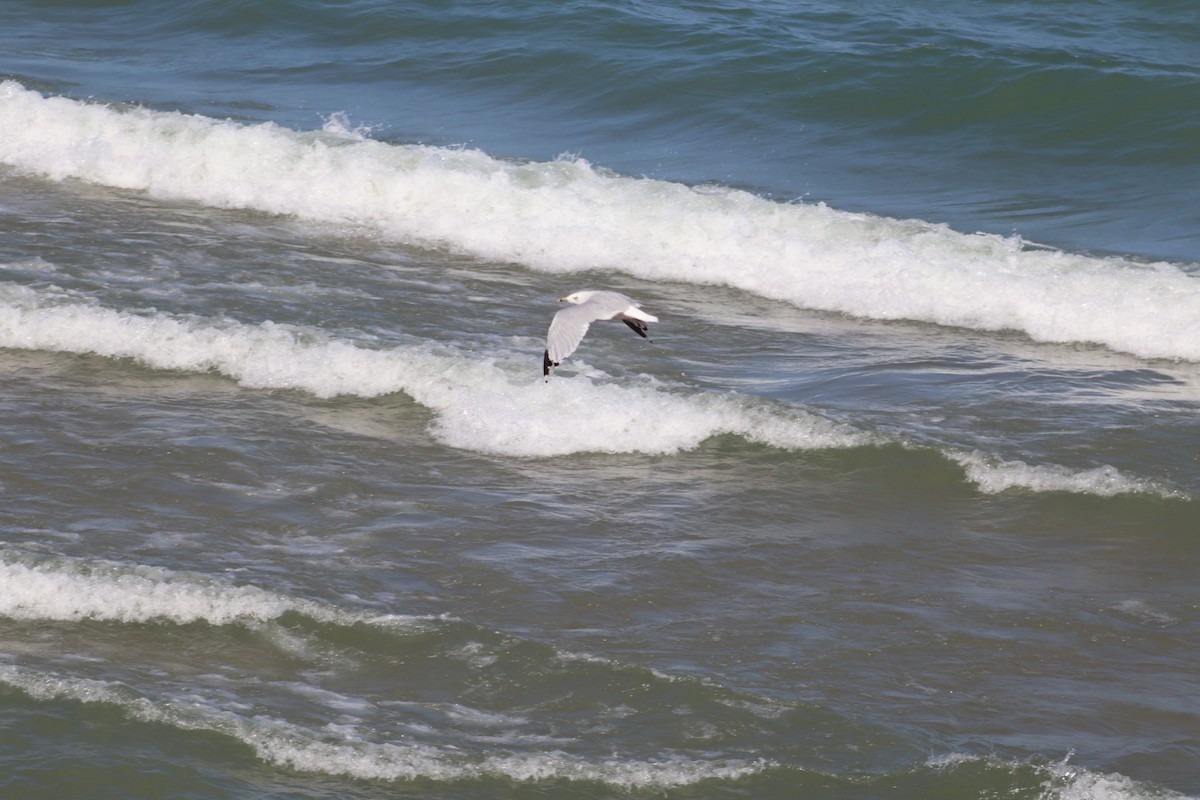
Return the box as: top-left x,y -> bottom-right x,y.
1,2 -> 1198,799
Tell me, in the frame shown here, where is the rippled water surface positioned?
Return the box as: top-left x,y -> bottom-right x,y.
1,2 -> 1198,798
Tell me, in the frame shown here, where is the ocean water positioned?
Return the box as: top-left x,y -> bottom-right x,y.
1,1 -> 1198,798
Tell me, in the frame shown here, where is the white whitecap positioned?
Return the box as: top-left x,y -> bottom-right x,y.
0,665 -> 767,788
928,753 -> 1190,800
1,287 -> 1189,499
0,551 -> 424,630
2,81 -> 1198,362
948,450 -> 1184,499
0,285 -> 872,458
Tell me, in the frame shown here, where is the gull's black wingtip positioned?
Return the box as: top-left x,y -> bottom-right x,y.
622,318 -> 651,340
543,349 -> 555,380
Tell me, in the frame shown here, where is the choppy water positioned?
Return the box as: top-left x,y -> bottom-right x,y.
1,2 -> 1198,799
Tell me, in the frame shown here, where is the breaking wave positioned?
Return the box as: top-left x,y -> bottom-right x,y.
2,81 -> 1198,362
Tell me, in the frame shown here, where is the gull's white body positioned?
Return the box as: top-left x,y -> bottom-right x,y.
543,290 -> 658,379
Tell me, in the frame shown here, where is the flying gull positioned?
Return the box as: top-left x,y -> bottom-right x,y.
543,290 -> 658,379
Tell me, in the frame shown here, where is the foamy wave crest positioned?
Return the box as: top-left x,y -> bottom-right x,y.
0,285 -> 872,457
949,451 -> 1186,500
0,287 -> 1185,497
928,753 -> 1191,800
0,665 -> 765,788
0,552 -> 421,629
2,81 -> 1198,362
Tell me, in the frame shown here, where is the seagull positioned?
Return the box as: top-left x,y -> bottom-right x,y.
543,290 -> 658,379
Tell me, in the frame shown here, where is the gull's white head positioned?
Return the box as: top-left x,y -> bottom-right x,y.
559,290 -> 597,304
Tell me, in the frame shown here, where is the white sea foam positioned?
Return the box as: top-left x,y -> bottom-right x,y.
948,450 -> 1185,500
0,285 -> 873,458
928,753 -> 1191,800
2,81 -> 1198,362
0,286 -> 1186,498
1045,763 -> 1192,800
0,664 -> 766,788
0,552 -> 421,630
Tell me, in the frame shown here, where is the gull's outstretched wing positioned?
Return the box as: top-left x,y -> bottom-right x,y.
546,302 -> 599,365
